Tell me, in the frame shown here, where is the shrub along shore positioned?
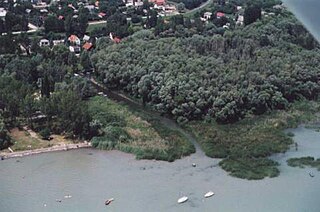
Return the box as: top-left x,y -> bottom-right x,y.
287,157 -> 320,171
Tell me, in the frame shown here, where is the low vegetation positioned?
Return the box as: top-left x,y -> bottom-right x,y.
287,157 -> 320,171
6,128 -> 75,152
88,96 -> 195,161
186,101 -> 320,179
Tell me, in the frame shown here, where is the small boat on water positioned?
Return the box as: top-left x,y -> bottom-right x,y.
177,196 -> 188,204
204,191 -> 214,198
309,172 -> 315,177
64,195 -> 72,199
105,198 -> 114,205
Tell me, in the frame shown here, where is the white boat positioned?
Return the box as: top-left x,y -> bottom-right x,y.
105,198 -> 114,205
177,196 -> 188,204
204,191 -> 214,198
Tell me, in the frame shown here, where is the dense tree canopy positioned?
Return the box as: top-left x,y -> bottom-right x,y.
92,13 -> 320,124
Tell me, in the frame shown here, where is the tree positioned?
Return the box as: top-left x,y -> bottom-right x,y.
0,19 -> 5,33
146,10 -> 157,28
106,12 -> 129,38
44,15 -> 64,33
177,3 -> 186,13
76,7 -> 89,35
80,51 -> 92,71
244,4 -> 262,25
0,34 -> 17,54
0,114 -> 11,150
16,33 -> 31,55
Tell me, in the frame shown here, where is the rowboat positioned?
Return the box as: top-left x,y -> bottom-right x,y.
177,196 -> 188,204
204,191 -> 214,198
105,198 -> 114,205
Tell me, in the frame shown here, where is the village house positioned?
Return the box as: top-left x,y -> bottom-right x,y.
216,12 -> 225,19
0,8 -> 7,19
69,46 -> 81,54
149,0 -> 165,6
125,0 -> 143,7
68,35 -> 81,46
83,35 -> 90,42
52,39 -> 64,46
39,38 -> 50,47
203,12 -> 212,20
236,15 -> 244,25
83,42 -> 93,51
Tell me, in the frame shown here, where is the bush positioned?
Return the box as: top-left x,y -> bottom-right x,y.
219,158 -> 280,180
39,128 -> 51,140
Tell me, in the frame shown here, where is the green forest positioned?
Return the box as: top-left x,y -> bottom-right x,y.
92,13 -> 319,124
90,8 -> 320,179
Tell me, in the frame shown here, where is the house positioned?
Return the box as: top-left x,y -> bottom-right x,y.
40,9 -> 48,13
109,33 -> 121,44
113,37 -> 121,43
69,46 -> 81,54
223,23 -> 230,29
149,0 -> 165,6
236,15 -> 244,25
68,4 -> 76,11
0,8 -> 6,19
83,42 -> 93,51
68,35 -> 80,45
53,39 -> 64,46
85,5 -> 95,13
39,39 -> 50,47
98,12 -> 106,18
83,35 -> 90,42
236,6 -> 242,11
216,12 -> 225,18
203,12 -> 212,20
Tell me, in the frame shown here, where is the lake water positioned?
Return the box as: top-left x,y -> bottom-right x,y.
283,0 -> 320,42
0,126 -> 320,212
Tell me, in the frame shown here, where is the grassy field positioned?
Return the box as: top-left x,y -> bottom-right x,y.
186,100 -> 320,179
88,96 -> 195,161
86,23 -> 106,34
5,128 -> 75,152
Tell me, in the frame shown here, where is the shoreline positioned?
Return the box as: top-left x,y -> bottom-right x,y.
0,142 -> 92,160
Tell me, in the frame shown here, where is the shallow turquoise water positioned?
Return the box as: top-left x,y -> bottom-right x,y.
0,126 -> 320,212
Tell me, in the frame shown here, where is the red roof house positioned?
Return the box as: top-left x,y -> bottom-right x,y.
113,37 -> 121,44
83,42 -> 93,51
98,12 -> 106,18
68,35 -> 80,45
216,12 -> 225,18
149,0 -> 165,6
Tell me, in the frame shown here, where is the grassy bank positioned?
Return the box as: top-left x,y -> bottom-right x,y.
88,96 -> 195,161
287,157 -> 320,171
186,100 -> 320,180
2,128 -> 76,152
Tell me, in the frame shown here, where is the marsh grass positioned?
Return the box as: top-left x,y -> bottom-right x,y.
89,96 -> 194,161
287,157 -> 320,171
186,100 -> 320,179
